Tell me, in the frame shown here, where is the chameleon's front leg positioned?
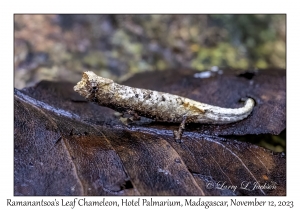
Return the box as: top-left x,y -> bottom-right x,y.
121,110 -> 141,122
129,110 -> 141,121
173,116 -> 187,143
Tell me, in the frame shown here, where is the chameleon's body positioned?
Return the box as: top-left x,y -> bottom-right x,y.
74,71 -> 255,140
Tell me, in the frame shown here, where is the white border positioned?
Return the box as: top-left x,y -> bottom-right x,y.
2,0 -> 298,209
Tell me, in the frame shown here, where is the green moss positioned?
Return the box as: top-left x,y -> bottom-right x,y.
83,51 -> 106,68
15,14 -> 286,88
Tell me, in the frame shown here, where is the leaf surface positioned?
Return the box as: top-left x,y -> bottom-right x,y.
14,69 -> 286,196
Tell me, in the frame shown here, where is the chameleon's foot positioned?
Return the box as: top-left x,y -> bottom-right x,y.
174,130 -> 183,143
125,110 -> 141,121
119,110 -> 141,124
132,112 -> 141,121
173,116 -> 187,143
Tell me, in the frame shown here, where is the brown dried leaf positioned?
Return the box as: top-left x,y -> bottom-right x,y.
14,69 -> 286,195
122,68 -> 286,136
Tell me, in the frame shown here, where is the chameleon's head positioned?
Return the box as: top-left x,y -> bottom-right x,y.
74,71 -> 113,100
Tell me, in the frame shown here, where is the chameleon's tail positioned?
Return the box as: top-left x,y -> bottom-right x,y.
196,98 -> 255,124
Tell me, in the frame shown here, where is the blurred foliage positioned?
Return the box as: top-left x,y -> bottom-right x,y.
14,14 -> 286,153
14,14 -> 285,89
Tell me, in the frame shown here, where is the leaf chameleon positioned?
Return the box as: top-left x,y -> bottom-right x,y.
74,71 -> 255,141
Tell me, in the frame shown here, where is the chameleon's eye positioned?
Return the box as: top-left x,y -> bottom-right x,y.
90,81 -> 98,93
90,81 -> 98,92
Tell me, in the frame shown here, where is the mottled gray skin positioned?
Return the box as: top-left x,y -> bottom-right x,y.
74,71 -> 255,140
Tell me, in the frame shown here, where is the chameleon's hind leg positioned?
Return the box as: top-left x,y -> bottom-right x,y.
173,116 -> 187,143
